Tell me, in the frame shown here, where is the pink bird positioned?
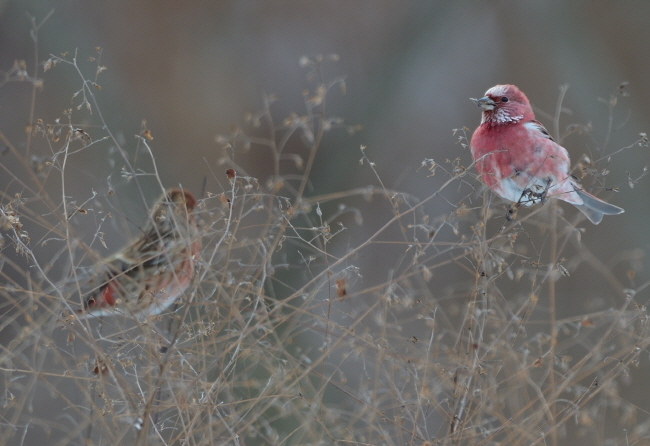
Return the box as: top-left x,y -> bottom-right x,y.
469,84 -> 624,224
75,188 -> 201,320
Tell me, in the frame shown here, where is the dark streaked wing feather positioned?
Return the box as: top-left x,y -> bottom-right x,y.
526,120 -> 555,141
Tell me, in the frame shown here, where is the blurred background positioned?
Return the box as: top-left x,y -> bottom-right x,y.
1,2 -> 647,210
1,1 -> 647,237
1,1 -> 645,317
1,1 -> 649,444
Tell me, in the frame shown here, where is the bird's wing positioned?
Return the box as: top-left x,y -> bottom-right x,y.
122,228 -> 169,267
524,120 -> 555,142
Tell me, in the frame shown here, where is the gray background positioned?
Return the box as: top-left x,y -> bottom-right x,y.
1,2 -> 649,444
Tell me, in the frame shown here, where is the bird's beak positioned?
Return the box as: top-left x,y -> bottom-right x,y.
471,96 -> 496,111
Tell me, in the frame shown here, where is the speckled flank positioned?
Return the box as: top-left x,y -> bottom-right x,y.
524,121 -> 553,140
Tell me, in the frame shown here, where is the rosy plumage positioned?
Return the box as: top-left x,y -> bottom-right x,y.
469,84 -> 624,224
75,188 -> 201,320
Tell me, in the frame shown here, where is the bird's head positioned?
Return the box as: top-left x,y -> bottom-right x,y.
471,84 -> 534,126
148,188 -> 197,232
166,188 -> 197,212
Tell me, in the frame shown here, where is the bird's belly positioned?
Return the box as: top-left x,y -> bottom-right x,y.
135,256 -> 195,317
498,176 -> 549,206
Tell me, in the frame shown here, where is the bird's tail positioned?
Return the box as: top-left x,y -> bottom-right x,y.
573,187 -> 624,225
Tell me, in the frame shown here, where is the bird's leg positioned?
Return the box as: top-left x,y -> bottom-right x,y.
518,188 -> 536,206
520,178 -> 553,206
538,178 -> 553,203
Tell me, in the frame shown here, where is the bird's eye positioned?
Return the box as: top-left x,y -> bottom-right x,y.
501,97 -> 509,102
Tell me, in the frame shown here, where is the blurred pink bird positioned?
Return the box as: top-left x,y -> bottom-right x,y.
75,188 -> 201,320
470,84 -> 624,224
